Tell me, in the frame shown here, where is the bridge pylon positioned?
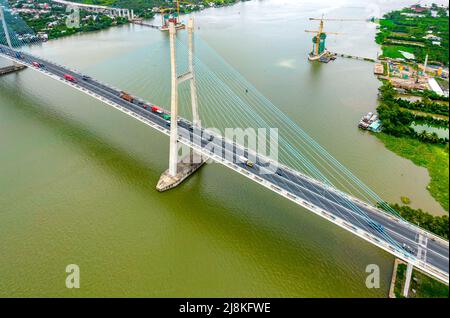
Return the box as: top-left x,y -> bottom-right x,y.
156,19 -> 205,192
0,6 -> 12,49
0,5 -> 23,73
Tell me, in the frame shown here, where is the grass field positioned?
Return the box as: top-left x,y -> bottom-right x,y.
394,263 -> 449,298
375,133 -> 449,212
381,45 -> 416,59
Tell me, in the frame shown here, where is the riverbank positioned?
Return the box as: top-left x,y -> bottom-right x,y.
371,4 -> 449,214
389,259 -> 448,298
7,0 -> 130,41
374,133 -> 449,212
71,0 -> 248,19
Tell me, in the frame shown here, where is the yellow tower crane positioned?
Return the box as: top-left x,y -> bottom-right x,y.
159,0 -> 193,31
305,16 -> 367,61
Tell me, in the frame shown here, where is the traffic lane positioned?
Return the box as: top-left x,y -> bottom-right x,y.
274,164 -> 430,246
34,60 -> 170,129
191,132 -> 440,258
259,167 -> 449,272
5,46 -> 172,136
209,139 -> 403,244
215,142 -> 447,264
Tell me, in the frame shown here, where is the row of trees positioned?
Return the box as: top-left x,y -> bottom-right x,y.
395,97 -> 449,116
19,3 -> 130,40
73,0 -> 247,18
380,203 -> 449,239
377,82 -> 449,144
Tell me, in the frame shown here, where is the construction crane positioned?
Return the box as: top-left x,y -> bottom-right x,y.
305,16 -> 367,61
159,0 -> 193,31
159,1 -> 184,31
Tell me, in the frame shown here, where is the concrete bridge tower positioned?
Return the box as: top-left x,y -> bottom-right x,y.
0,5 -> 25,74
0,6 -> 13,49
156,18 -> 204,192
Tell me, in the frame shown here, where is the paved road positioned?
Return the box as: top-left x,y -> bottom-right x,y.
1,44 -> 448,282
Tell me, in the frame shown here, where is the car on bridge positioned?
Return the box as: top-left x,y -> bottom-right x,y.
64,74 -> 77,83
368,220 -> 384,233
238,156 -> 255,168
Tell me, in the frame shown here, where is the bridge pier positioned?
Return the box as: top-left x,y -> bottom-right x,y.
157,19 -> 205,192
156,153 -> 205,192
402,262 -> 414,297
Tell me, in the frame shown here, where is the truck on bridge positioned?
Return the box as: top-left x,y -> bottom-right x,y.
120,91 -> 134,103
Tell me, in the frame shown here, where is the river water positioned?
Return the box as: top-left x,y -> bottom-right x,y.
0,0 -> 447,297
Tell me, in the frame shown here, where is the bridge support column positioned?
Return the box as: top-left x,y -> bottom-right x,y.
403,262 -> 414,297
0,5 -> 22,71
0,6 -> 13,49
156,19 -> 205,192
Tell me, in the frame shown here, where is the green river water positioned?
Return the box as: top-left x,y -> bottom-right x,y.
0,0 -> 447,297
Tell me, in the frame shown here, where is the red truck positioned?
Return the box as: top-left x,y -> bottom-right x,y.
64,74 -> 76,82
120,91 -> 134,103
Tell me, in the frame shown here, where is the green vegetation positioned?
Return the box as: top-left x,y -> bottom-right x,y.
400,196 -> 411,204
381,45 -> 415,60
394,263 -> 407,298
73,0 -> 246,18
395,96 -> 449,116
375,76 -> 449,212
377,81 -> 449,144
376,134 -> 449,211
10,0 -> 129,40
376,4 -> 449,66
381,203 -> 449,238
394,263 -> 449,298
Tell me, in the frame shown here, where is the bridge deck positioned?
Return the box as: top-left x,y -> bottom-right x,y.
1,44 -> 448,283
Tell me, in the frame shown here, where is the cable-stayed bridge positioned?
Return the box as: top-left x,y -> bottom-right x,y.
0,3 -> 448,287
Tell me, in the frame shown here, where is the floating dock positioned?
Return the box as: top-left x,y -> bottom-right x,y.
358,111 -> 382,132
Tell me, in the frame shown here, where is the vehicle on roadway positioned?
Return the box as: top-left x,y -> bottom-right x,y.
238,155 -> 255,168
368,220 -> 384,233
64,74 -> 77,83
32,61 -> 41,68
162,114 -> 171,121
402,243 -> 414,254
82,75 -> 91,81
120,91 -> 134,103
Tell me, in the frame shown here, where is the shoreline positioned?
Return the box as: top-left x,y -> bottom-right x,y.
370,5 -> 449,214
